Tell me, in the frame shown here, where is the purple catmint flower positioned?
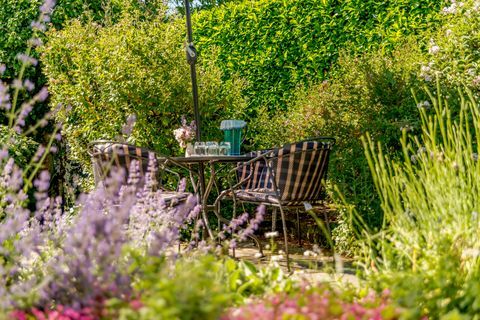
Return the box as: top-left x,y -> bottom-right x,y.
39,0 -> 56,14
23,79 -> 35,92
35,87 -> 49,102
0,64 -> 5,75
28,38 -> 43,47
30,21 -> 46,32
16,54 -> 38,66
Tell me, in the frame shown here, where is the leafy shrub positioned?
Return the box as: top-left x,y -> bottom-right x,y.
0,0 -> 159,79
252,41 -> 428,254
421,0 -> 480,93
194,0 -> 443,113
41,12 -> 247,181
354,86 -> 480,317
110,255 -> 297,320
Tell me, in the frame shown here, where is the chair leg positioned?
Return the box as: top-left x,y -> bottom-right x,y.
272,208 -> 277,231
323,210 -> 331,234
278,205 -> 290,272
296,209 -> 301,246
249,234 -> 263,256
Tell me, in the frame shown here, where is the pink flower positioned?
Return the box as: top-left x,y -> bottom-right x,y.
10,310 -> 28,320
173,116 -> 196,148
129,299 -> 143,310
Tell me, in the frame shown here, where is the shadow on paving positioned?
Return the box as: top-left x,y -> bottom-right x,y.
231,239 -> 359,287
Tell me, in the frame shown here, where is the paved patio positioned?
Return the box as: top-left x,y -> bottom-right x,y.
232,240 -> 359,287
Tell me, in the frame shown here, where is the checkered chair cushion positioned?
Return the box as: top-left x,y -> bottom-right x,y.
90,141 -> 156,187
233,139 -> 334,205
89,141 -> 191,205
236,149 -> 274,190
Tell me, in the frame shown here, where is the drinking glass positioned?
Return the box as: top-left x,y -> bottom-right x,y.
219,141 -> 231,155
185,143 -> 194,157
206,141 -> 219,155
194,142 -> 206,156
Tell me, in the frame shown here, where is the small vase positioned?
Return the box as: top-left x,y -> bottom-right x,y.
185,143 -> 193,157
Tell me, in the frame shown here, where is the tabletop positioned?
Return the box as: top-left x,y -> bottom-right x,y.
171,154 -> 254,164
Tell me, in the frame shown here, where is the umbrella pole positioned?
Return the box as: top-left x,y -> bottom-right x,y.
184,0 -> 213,239
184,0 -> 201,141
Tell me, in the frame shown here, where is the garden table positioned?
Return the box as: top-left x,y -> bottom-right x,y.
171,155 -> 255,239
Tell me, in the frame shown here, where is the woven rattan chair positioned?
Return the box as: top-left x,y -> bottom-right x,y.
215,137 -> 335,270
88,140 -> 192,205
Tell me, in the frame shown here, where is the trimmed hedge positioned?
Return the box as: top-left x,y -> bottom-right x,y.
41,12 -> 247,169
194,0 -> 443,113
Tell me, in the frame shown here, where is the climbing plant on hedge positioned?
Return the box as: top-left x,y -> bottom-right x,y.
194,0 -> 444,113
41,12 -> 247,174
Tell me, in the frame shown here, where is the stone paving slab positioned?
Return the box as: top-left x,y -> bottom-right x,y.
231,241 -> 360,287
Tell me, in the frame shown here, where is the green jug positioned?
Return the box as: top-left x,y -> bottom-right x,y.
220,120 -> 246,155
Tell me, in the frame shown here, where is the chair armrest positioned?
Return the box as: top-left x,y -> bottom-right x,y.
225,149 -> 277,191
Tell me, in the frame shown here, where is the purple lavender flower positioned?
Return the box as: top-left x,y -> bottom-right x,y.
28,38 -> 43,47
30,21 -> 46,32
16,54 -> 38,66
35,87 -> 49,102
39,0 -> 56,14
238,205 -> 265,241
33,170 -> 50,192
23,80 -> 35,92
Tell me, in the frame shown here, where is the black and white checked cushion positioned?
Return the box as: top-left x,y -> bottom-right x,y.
91,142 -> 156,186
234,140 -> 333,205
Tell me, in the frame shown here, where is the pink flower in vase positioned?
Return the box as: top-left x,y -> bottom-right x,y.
173,116 -> 196,148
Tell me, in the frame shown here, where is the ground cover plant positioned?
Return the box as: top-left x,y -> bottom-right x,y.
222,286 -> 400,320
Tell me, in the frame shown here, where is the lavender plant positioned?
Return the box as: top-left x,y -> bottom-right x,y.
0,0 -> 204,313
0,1 -> 274,318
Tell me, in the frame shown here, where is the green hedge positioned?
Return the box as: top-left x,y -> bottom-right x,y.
0,0 -> 162,79
194,0 -> 443,113
41,12 -> 247,170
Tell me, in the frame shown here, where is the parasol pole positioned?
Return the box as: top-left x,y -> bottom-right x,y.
183,0 -> 213,239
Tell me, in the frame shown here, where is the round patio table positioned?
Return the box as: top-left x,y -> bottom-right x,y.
171,155 -> 255,238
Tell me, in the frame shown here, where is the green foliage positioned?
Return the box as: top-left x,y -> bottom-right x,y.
252,41 -> 427,254
112,254 -> 296,319
0,0 -> 160,79
0,125 -> 38,169
0,0 -> 43,79
356,86 -> 480,317
421,0 -> 480,93
194,0 -> 443,114
41,12 -> 247,177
